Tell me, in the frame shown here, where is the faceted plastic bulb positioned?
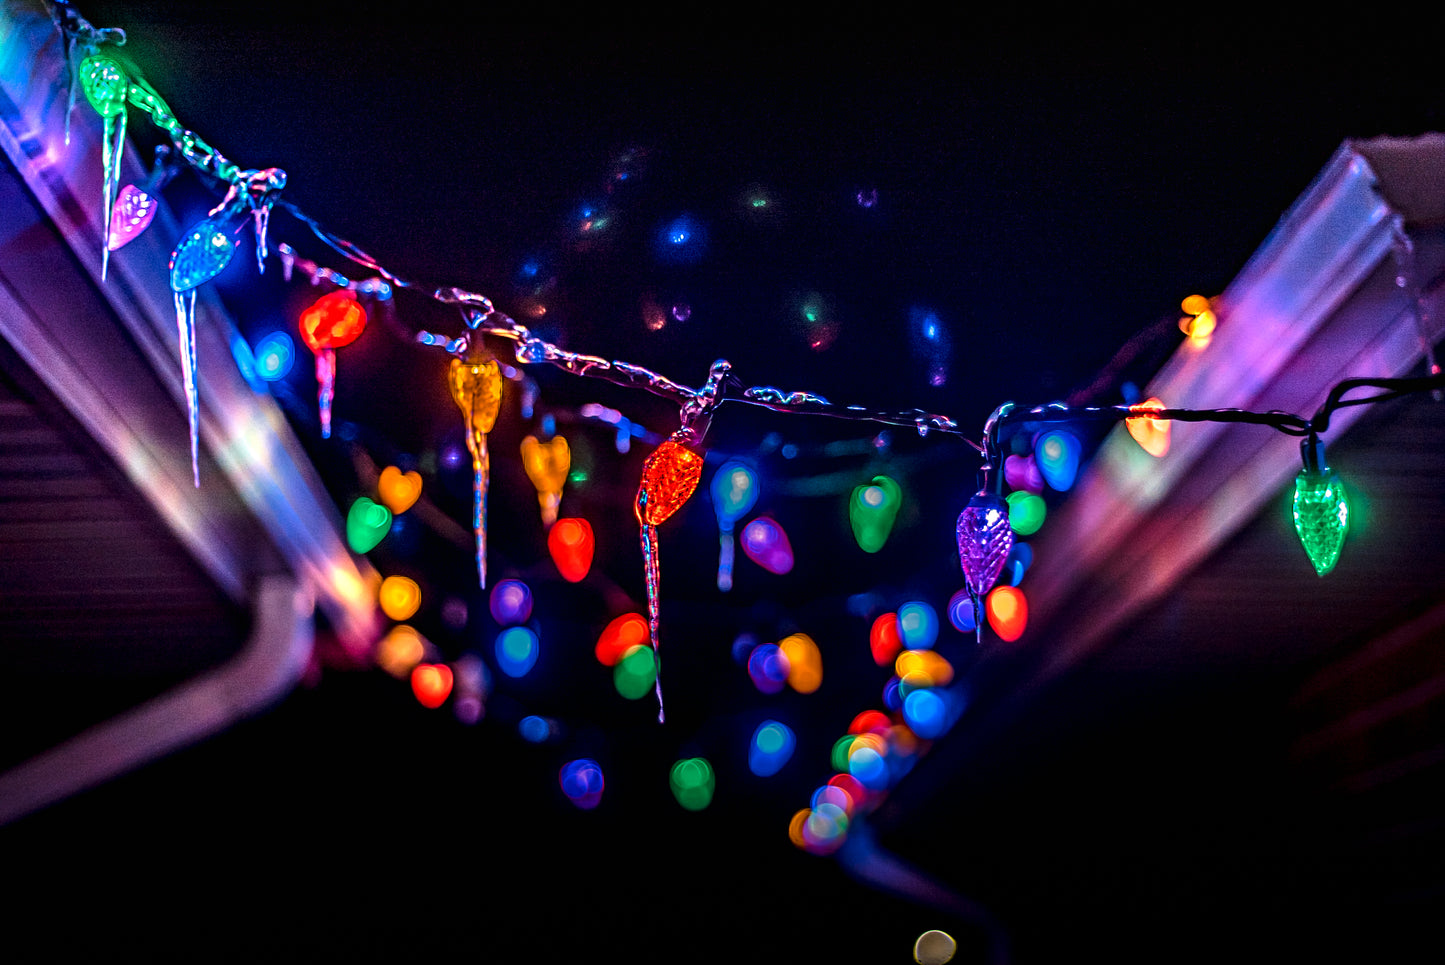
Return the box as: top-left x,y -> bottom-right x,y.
956,490 -> 1014,598
1293,468 -> 1348,576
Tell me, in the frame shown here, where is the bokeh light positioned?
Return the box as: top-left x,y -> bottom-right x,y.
378,575 -> 421,621
495,626 -> 539,677
451,653 -> 488,725
410,662 -> 453,709
986,585 -> 1028,641
870,612 -> 903,666
831,735 -> 857,772
346,497 -> 391,554
253,331 -> 294,381
1003,453 -> 1044,494
518,714 -> 553,742
489,579 -> 533,625
1006,490 -> 1047,536
547,517 -> 595,582
882,676 -> 903,711
1035,429 -> 1082,492
849,710 -> 892,736
895,649 -> 954,688
747,642 -> 791,694
614,644 -> 657,700
749,720 -> 797,777
897,601 -> 939,650
903,688 -> 950,738
669,757 -> 716,811
802,801 -> 850,853
375,624 -> 426,678
778,632 -> 822,694
1126,397 -> 1171,457
559,758 -> 605,810
596,613 -> 649,667
849,475 -> 902,553
711,460 -> 759,525
740,517 -> 794,574
946,589 -> 977,633
377,465 -> 422,514
914,929 -> 958,965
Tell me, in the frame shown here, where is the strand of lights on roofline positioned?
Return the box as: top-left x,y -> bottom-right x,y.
42,0 -> 1445,863
52,3 -> 1445,718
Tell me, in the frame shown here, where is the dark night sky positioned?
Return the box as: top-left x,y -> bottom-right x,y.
7,4 -> 1445,962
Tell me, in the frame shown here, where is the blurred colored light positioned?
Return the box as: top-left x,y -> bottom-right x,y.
518,715 -> 552,742
788,808 -> 812,850
802,801 -> 849,853
375,624 -> 426,678
740,517 -> 794,574
711,460 -> 759,525
731,632 -> 759,664
903,688 -> 950,738
947,589 -> 977,633
882,676 -> 903,711
829,771 -> 866,799
410,663 -> 453,709
1181,294 -> 1211,316
895,649 -> 954,687
495,626 -> 539,677
559,758 -> 605,810
544,517 -> 594,584
489,579 -> 533,625
847,745 -> 889,789
614,644 -> 657,700
346,497 -> 392,554
1035,429 -> 1082,492
778,633 -> 822,694
451,653 -> 488,726
897,601 -> 939,650
830,735 -> 857,772
596,613 -> 649,667
749,719 -> 797,777
669,757 -> 716,811
747,642 -> 791,694
870,612 -> 903,666
377,466 -> 423,514
914,929 -> 958,965
1006,490 -> 1046,536
378,575 -> 421,621
849,475 -> 902,553
849,710 -> 892,736
812,784 -> 855,816
1183,309 -> 1216,343
254,331 -> 294,381
1126,397 -> 1171,458
986,585 -> 1028,641
1003,453 -> 1044,494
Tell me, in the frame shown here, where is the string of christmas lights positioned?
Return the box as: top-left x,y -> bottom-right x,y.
34,0 -> 1445,855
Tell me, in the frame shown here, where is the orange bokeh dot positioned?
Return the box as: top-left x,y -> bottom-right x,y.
986,585 -> 1029,642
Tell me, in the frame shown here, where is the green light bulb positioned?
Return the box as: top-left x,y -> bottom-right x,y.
849,474 -> 902,553
1293,468 -> 1348,576
79,53 -> 128,119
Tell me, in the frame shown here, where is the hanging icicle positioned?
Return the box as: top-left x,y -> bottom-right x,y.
298,290 -> 368,438
77,51 -> 128,281
448,345 -> 504,589
168,167 -> 286,486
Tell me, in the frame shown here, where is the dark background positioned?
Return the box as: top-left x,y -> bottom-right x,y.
5,5 -> 1444,962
